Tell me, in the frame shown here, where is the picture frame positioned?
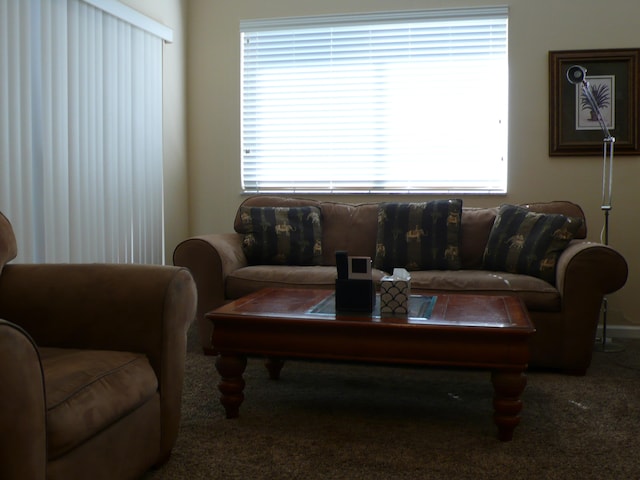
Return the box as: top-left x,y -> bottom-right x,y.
549,48 -> 640,156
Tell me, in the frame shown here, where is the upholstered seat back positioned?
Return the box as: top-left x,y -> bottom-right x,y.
232,196 -> 588,269
0,212 -> 17,273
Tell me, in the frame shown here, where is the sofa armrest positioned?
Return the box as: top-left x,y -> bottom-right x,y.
0,263 -> 197,458
556,241 -> 628,298
0,320 -> 47,480
549,241 -> 628,373
173,233 -> 246,353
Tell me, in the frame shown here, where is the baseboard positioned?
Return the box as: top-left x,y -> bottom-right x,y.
597,325 -> 640,339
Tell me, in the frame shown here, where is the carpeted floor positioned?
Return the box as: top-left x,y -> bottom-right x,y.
144,329 -> 640,480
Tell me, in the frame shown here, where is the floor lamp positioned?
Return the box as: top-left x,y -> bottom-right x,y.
566,65 -> 623,353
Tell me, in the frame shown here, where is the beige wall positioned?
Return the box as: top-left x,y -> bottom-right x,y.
119,0 -> 189,265
180,1 -> 639,330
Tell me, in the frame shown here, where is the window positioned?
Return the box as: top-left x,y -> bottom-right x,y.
240,7 -> 508,194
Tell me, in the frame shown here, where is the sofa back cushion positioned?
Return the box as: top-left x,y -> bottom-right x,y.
235,196 -> 378,265
459,206 -> 499,269
458,201 -> 586,270
0,212 -> 17,275
318,201 -> 379,264
234,197 -> 587,269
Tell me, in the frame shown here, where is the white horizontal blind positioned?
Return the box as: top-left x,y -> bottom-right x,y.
0,0 -> 167,264
241,7 -> 508,194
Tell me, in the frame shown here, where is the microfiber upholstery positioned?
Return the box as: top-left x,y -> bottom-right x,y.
0,206 -> 197,480
374,199 -> 463,272
40,348 -> 158,460
483,204 -> 583,284
238,206 -> 323,265
0,211 -> 17,274
175,195 -> 629,374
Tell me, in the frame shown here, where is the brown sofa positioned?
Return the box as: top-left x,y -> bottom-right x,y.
173,195 -> 628,375
0,211 -> 197,480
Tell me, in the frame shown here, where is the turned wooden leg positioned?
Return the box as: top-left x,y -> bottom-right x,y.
215,354 -> 247,418
491,369 -> 527,441
264,356 -> 285,380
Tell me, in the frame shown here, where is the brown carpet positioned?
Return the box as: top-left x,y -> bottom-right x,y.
144,330 -> 640,480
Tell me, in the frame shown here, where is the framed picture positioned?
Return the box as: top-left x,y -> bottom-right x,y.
549,48 -> 640,156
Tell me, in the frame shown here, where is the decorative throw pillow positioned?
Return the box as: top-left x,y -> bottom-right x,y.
239,206 -> 323,265
373,199 -> 463,272
482,204 -> 583,284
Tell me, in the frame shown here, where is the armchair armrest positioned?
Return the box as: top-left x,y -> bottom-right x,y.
173,233 -> 246,353
0,320 -> 47,480
0,263 -> 197,457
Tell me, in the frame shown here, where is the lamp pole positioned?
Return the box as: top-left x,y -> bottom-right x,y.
566,65 -> 622,353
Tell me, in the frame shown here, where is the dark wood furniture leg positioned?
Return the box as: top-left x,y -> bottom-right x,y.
215,354 -> 247,418
491,369 -> 527,441
208,290 -> 534,440
265,356 -> 285,380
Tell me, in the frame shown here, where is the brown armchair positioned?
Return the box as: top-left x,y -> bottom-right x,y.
0,212 -> 197,480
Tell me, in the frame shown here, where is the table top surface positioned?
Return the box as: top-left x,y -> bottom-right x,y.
208,288 -> 534,332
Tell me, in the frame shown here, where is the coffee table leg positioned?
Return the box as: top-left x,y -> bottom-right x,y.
491,369 -> 527,441
264,356 -> 285,380
215,354 -> 247,418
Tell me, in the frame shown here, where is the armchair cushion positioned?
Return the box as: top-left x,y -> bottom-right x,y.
41,348 -> 157,460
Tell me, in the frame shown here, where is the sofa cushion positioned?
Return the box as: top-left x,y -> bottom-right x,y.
408,269 -> 561,312
234,196 -> 379,264
226,265 -> 388,300
40,347 -> 158,460
374,199 -> 463,272
459,206 -> 499,269
225,266 -> 561,312
238,206 -> 323,266
482,204 -> 583,284
319,202 -> 379,264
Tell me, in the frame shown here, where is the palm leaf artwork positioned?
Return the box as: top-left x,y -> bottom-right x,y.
580,83 -> 611,122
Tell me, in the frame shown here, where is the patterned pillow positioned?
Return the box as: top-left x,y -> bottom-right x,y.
482,204 -> 583,284
239,206 -> 323,265
373,199 -> 463,272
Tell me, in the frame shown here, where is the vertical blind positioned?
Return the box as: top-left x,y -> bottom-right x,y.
0,0 -> 169,264
241,7 -> 508,194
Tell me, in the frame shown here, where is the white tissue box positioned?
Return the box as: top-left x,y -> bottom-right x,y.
380,275 -> 411,314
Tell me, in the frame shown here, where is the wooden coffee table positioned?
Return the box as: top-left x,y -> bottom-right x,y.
207,288 -> 535,441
